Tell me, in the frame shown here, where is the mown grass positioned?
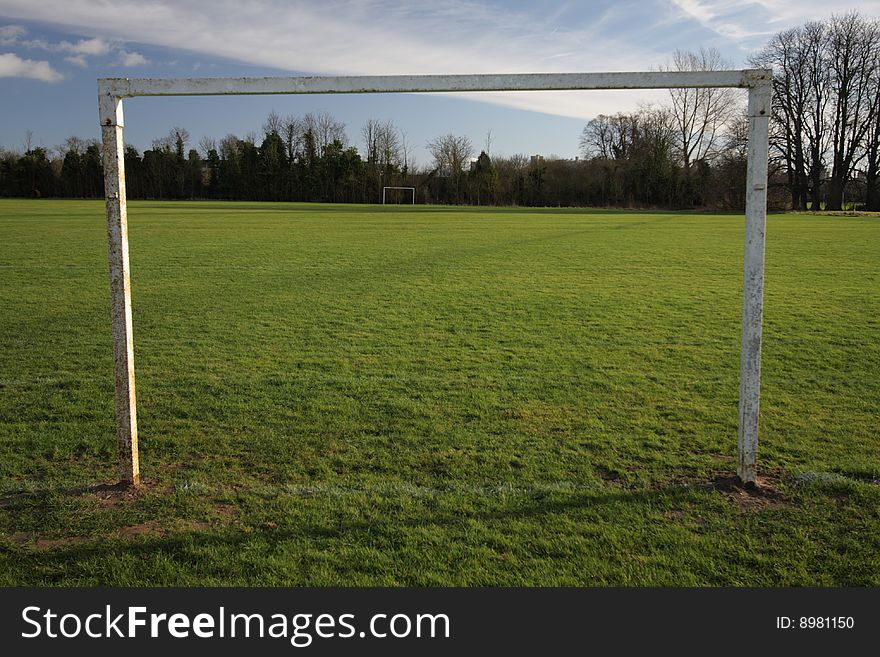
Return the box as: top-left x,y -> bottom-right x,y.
0,199 -> 877,586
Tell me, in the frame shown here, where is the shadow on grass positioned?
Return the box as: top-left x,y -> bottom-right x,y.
0,482 -> 132,508
129,201 -> 730,217
0,481 -> 151,509
0,472 -> 790,584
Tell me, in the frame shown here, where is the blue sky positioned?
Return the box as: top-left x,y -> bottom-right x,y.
1,1 -> 877,165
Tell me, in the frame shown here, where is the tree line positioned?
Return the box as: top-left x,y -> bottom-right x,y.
1,12 -> 878,211
0,107 -> 757,209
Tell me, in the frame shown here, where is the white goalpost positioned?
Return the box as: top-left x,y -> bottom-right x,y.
382,186 -> 416,204
99,70 -> 771,487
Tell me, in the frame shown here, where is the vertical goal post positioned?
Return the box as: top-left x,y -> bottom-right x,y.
382,186 -> 416,204
99,70 -> 771,487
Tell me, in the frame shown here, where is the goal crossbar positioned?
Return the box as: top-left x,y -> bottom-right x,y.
98,71 -> 758,100
98,69 -> 772,487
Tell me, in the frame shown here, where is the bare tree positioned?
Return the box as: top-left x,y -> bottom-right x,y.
199,136 -> 217,158
362,119 -> 394,191
580,115 -> 613,159
427,133 -> 473,203
151,135 -> 173,151
663,47 -> 739,170
824,12 -> 880,210
219,134 -> 240,160
399,129 -> 413,175
506,153 -> 529,170
281,115 -> 304,161
753,13 -> 880,210
802,21 -> 832,210
263,111 -> 283,136
377,121 -> 402,171
362,119 -> 400,169
865,61 -> 880,210
303,111 -> 346,156
172,127 -> 190,159
62,136 -> 87,156
363,120 -> 407,198
362,118 -> 378,163
64,136 -> 86,155
580,113 -> 640,160
152,127 -> 189,156
751,21 -> 830,210
427,133 -> 474,175
723,114 -> 750,161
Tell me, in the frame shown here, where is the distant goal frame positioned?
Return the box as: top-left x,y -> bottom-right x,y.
98,70 -> 771,487
382,186 -> 416,205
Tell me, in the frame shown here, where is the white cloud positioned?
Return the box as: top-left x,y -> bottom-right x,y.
118,49 -> 148,66
19,37 -> 51,50
0,52 -> 63,81
0,24 -> 26,45
58,36 -> 112,56
4,1 -> 875,119
666,0 -> 775,42
0,0 -> 675,120
64,53 -> 88,67
2,30 -> 114,66
667,0 -> 880,43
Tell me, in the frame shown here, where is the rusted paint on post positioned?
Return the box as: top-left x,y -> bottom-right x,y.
738,72 -> 772,484
99,93 -> 139,487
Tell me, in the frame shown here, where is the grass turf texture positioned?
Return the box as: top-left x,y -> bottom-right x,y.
0,199 -> 878,586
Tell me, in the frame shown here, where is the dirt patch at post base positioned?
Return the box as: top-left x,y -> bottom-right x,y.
709,470 -> 788,511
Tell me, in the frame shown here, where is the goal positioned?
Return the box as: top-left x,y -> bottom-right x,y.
382,186 -> 416,205
382,187 -> 416,205
98,70 -> 771,487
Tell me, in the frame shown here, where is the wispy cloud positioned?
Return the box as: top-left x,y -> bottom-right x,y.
0,24 -> 26,45
64,54 -> 88,67
667,0 -> 880,44
118,49 -> 148,66
0,0 -> 678,119
666,0 -> 775,42
758,0 -> 880,23
0,52 -> 63,81
5,1 -> 872,117
58,36 -> 112,56
1,24 -> 117,66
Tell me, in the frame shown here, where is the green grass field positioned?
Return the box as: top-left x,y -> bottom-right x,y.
1,199 -> 878,586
